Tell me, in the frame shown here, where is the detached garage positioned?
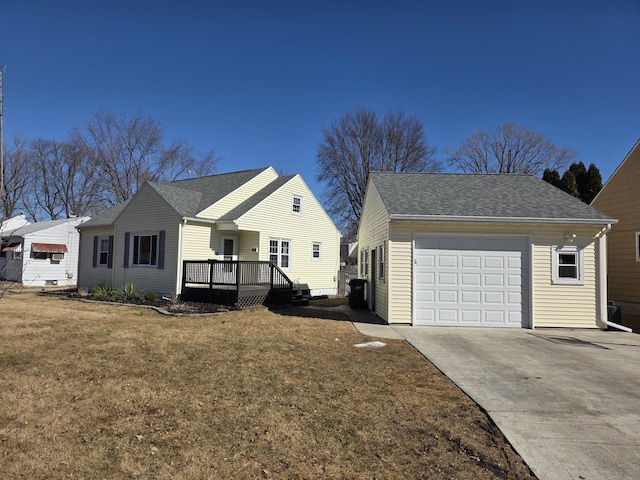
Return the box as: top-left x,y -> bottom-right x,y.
357,172 -> 617,329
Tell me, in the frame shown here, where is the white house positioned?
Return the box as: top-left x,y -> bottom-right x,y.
0,214 -> 31,273
2,216 -> 90,287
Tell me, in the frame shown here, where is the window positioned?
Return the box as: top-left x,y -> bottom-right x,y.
99,238 -> 110,265
379,244 -> 385,279
133,234 -> 158,266
269,238 -> 291,269
360,249 -> 365,275
292,195 -> 302,214
636,233 -> 640,262
312,242 -> 321,261
552,246 -> 583,284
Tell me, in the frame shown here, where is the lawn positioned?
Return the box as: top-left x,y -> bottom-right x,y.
0,292 -> 536,479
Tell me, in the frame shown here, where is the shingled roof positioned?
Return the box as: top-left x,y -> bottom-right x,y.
79,167 -> 271,226
369,172 -> 615,224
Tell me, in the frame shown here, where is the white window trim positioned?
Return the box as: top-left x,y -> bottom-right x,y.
131,232 -> 159,267
292,195 -> 302,215
312,242 -> 321,261
269,238 -> 292,270
552,245 -> 583,285
378,243 -> 385,279
636,232 -> 640,262
98,237 -> 110,266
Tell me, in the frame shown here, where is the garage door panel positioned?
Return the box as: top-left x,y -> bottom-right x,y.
438,273 -> 458,285
484,256 -> 504,269
484,274 -> 504,286
461,255 -> 481,268
461,273 -> 481,285
438,255 -> 458,268
414,237 -> 528,327
438,290 -> 458,302
484,291 -> 505,304
461,310 -> 481,323
461,291 -> 481,303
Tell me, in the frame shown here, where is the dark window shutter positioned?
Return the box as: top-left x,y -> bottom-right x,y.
107,235 -> 114,269
123,232 -> 130,268
158,230 -> 165,270
92,236 -> 98,268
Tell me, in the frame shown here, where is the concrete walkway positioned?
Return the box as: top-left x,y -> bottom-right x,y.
381,326 -> 640,480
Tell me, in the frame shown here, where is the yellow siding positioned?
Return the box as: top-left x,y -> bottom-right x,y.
77,226 -> 115,288
233,175 -> 341,293
591,141 -> 640,303
198,168 -> 279,219
113,184 -> 182,296
182,222 -> 217,260
384,222 -> 603,328
357,183 -> 390,321
532,232 -> 597,328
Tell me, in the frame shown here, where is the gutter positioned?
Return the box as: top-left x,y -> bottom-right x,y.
389,214 -> 618,226
597,224 -> 632,333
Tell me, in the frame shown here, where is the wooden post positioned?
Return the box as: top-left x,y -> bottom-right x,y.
209,260 -> 214,290
182,260 -> 187,293
236,261 -> 241,291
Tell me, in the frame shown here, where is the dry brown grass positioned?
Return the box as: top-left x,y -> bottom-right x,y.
0,292 -> 535,479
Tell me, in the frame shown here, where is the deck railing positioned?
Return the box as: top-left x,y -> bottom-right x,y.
182,260 -> 293,293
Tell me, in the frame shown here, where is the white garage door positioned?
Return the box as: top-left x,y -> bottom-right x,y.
414,237 -> 529,327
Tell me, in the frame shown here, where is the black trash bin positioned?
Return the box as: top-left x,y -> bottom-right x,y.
349,278 -> 367,309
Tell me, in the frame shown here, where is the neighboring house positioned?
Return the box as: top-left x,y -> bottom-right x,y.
1,216 -> 90,286
0,214 -> 31,273
591,138 -> 640,314
358,172 -> 616,329
77,167 -> 341,299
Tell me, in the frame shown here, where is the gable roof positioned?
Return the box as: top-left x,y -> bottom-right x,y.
78,167 -> 272,227
9,217 -> 90,236
218,175 -> 296,221
78,200 -> 131,228
591,138 -> 640,205
159,167 -> 271,216
369,172 -> 615,224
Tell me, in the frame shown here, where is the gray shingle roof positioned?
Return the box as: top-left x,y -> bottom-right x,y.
370,172 -> 615,223
161,167 -> 270,215
79,167 -> 271,227
218,175 -> 296,221
79,200 -> 131,228
10,217 -> 90,235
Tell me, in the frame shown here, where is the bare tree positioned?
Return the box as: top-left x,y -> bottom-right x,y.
449,123 -> 577,175
79,111 -> 218,208
316,107 -> 439,237
1,136 -> 31,219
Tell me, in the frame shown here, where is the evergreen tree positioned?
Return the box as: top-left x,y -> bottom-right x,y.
560,170 -> 579,198
542,168 -> 562,188
583,163 -> 603,204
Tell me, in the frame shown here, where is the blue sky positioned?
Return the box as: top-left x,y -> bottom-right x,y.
1,0 -> 639,202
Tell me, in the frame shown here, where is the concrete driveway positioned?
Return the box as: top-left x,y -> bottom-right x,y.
392,326 -> 640,480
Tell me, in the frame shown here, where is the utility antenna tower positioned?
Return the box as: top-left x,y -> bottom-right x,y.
0,65 -> 5,220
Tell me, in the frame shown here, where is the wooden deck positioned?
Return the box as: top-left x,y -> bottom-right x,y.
180,260 -> 293,309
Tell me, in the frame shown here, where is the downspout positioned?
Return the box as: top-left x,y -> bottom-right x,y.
598,224 -> 632,332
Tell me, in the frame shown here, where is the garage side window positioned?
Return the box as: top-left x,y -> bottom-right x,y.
378,244 -> 384,279
636,233 -> 640,262
552,246 -> 583,285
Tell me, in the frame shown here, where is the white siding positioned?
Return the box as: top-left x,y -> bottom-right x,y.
8,218 -> 89,287
234,175 -> 341,294
198,168 -> 279,219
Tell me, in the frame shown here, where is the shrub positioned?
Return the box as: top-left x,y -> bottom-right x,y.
144,291 -> 158,302
90,283 -> 116,300
115,283 -> 145,303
